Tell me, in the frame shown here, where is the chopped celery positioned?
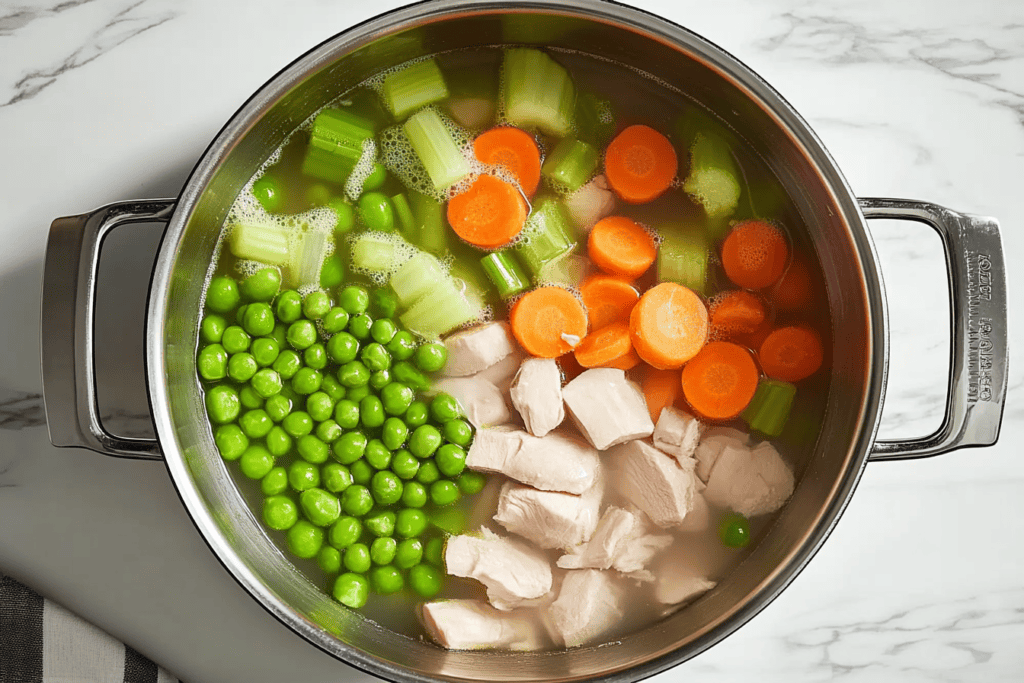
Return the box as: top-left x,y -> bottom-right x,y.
408,191 -> 448,255
537,253 -> 590,289
229,221 -> 290,266
574,92 -> 616,147
288,229 -> 331,287
382,58 -> 449,120
400,277 -> 482,339
343,138 -> 379,201
404,108 -> 471,191
516,197 -> 576,278
503,48 -> 575,137
742,379 -> 797,437
390,252 -> 447,307
480,251 -> 529,298
658,222 -> 708,294
674,104 -> 739,152
541,138 -> 599,192
391,193 -> 416,236
350,233 -> 405,273
301,108 -> 376,184
447,244 -> 491,304
683,132 -> 741,224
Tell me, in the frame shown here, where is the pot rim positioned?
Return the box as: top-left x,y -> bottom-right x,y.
146,1 -> 887,680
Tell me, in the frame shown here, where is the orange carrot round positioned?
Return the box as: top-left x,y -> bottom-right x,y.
604,124 -> 678,204
473,126 -> 541,198
574,322 -> 639,370
641,366 -> 683,423
510,286 -> 589,358
588,216 -> 658,279
758,325 -> 824,382
447,174 -> 528,249
681,341 -> 760,420
580,274 -> 640,331
629,282 -> 708,369
721,220 -> 789,289
771,256 -> 814,311
709,290 -> 767,339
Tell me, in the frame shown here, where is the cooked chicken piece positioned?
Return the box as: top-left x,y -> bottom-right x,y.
443,323 -> 517,377
445,528 -> 553,611
652,406 -> 702,466
611,440 -> 699,528
474,347 -> 527,396
420,599 -> 545,651
433,376 -> 510,428
495,478 -> 603,550
654,568 -> 717,606
467,428 -> 600,495
563,174 -> 616,233
562,369 -> 654,450
693,432 -> 748,483
676,491 -> 712,534
704,441 -> 795,517
509,357 -> 565,437
545,570 -> 623,648
556,506 -> 670,580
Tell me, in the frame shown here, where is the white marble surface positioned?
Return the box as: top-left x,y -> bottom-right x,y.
1,0 -> 1022,681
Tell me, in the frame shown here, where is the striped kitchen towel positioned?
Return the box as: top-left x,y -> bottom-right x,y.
0,574 -> 180,683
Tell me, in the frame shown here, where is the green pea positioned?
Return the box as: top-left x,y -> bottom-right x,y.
333,572 -> 369,608
371,471 -> 403,506
360,440 -> 388,471
320,374 -> 346,402
242,303 -> 275,337
239,385 -> 264,410
408,563 -> 442,598
250,338 -> 280,367
265,394 -> 292,422
358,192 -> 395,232
214,424 -> 248,461
205,385 -> 240,424
234,304 -> 249,326
409,424 -> 442,458
270,323 -> 288,348
322,307 -> 350,334
369,369 -> 391,391
261,466 -> 288,496
332,431 -> 367,464
360,343 -> 391,372
381,418 -> 409,451
370,565 -> 404,594
343,543 -> 371,573
401,481 -> 427,508
415,461 -> 440,485
239,445 -> 274,480
263,495 -> 298,531
342,485 -> 373,517
288,460 -> 320,491
394,538 -> 423,569
360,395 -> 385,430
240,409 -> 273,439
275,290 -> 303,323
200,314 -> 227,344
334,400 -> 360,430
317,545 -> 342,574
322,463 -> 352,493
298,434 -> 329,464
346,384 -> 371,402
242,268 -> 281,303
370,289 -> 399,319
391,449 -> 420,480
265,426 -> 292,457
435,444 -> 467,477
370,539 -> 397,569
249,368 -> 281,398
404,400 -> 429,428
362,163 -> 388,192
300,488 -> 341,527
430,393 -> 462,423
197,344 -> 228,381
306,392 -> 334,422
303,291 -> 331,320
430,480 -> 461,507
415,343 -> 447,373
282,411 -> 313,438
226,353 -> 257,383
395,508 -> 429,539
320,255 -> 345,290
326,332 -> 359,364
206,276 -> 240,313
369,319 -> 397,346
329,516 -> 362,549
393,361 -> 429,391
316,419 -> 342,444
366,511 -> 396,538
719,513 -> 751,548
337,360 -> 370,388
338,285 -> 369,316
286,520 -> 324,559
272,350 -> 302,379
303,343 -> 328,370
379,382 -> 413,417
349,314 -> 373,340
456,470 -> 487,495
252,173 -> 284,212
327,198 -> 356,234
286,319 -> 318,350
291,367 -> 323,395
443,419 -> 473,447
221,326 -> 250,354
424,537 -> 444,566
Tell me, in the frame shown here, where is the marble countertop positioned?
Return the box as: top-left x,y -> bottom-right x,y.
2,0 -> 1021,681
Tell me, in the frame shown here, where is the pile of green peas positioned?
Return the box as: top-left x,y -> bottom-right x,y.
198,266 -> 488,608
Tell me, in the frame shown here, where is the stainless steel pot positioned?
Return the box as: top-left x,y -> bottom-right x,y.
40,1 -> 1009,681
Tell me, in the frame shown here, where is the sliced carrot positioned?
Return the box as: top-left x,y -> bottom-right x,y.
510,286 -> 589,358
680,341 -> 760,420
574,322 -> 639,370
473,126 -> 542,198
447,174 -> 528,249
641,366 -> 683,422
736,316 -> 774,352
629,282 -> 708,369
604,124 -> 678,204
588,216 -> 658,279
758,325 -> 824,382
580,274 -> 640,331
721,220 -> 789,289
771,255 -> 814,312
709,290 -> 767,339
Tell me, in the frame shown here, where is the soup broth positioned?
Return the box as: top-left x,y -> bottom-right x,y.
196,44 -> 830,651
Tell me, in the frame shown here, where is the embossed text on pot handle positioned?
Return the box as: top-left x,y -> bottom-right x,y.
41,200 -> 175,460
860,198 -> 1008,461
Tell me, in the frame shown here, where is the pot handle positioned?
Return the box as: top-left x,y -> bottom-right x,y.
859,198 -> 1008,461
41,199 -> 176,460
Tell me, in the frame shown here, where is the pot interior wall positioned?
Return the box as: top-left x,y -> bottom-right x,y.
156,3 -> 879,680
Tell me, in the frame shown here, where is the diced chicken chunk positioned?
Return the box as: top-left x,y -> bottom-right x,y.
495,478 -> 603,550
676,491 -> 712,534
704,441 -> 795,517
467,428 -> 600,494
611,440 -> 699,528
433,377 -> 510,428
562,369 -> 654,450
445,529 -> 553,611
654,567 -> 716,606
474,347 -> 527,396
558,506 -> 671,579
420,599 -> 544,651
510,358 -> 565,437
545,570 -> 622,648
443,323 -> 516,377
693,432 -> 748,483
564,174 -> 616,232
653,407 -> 702,466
